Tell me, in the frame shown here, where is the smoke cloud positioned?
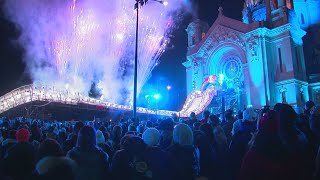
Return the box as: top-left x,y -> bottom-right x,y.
3,0 -> 189,105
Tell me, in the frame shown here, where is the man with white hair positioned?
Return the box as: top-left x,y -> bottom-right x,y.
232,108 -> 256,136
142,128 -> 160,146
166,123 -> 200,179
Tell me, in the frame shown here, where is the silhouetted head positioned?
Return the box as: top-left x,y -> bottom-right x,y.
37,138 -> 63,162
76,126 -> 97,151
203,110 -> 210,119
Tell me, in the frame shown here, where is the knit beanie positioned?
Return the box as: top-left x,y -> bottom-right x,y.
16,128 -> 30,142
142,128 -> 160,146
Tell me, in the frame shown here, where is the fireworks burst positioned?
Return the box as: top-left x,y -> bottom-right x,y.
3,0 -> 187,105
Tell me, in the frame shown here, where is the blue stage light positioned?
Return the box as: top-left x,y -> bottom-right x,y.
154,94 -> 161,100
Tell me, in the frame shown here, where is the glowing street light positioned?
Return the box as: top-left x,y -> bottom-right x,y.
166,85 -> 172,90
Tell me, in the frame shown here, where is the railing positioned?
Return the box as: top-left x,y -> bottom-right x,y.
0,84 -> 216,118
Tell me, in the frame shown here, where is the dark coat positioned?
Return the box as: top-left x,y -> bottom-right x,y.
67,147 -> 109,180
229,130 -> 252,179
3,142 -> 36,180
1,138 -> 16,158
193,131 -> 216,180
112,146 -> 174,180
239,150 -> 299,180
166,144 -> 199,180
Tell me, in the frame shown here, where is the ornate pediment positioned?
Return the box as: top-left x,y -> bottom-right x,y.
195,25 -> 246,59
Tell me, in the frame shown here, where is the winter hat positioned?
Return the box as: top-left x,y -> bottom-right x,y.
16,128 -> 30,142
142,128 -> 160,146
121,136 -> 147,153
96,130 -> 105,144
158,119 -> 174,131
306,101 -> 315,110
243,108 -> 255,121
173,123 -> 194,146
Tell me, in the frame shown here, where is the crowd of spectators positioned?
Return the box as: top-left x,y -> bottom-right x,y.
0,101 -> 320,180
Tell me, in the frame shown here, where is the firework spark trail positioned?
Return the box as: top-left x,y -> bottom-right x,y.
3,0 -> 189,105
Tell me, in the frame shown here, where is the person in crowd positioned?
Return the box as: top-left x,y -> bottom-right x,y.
188,112 -> 198,127
0,130 -> 3,142
57,128 -> 67,147
200,110 -> 210,124
96,130 -> 113,158
142,128 -> 160,147
193,122 -> 201,131
193,130 -> 216,180
232,108 -> 256,136
236,110 -> 243,120
229,108 -> 256,180
313,143 -> 320,180
222,109 -> 236,143
166,123 -> 199,180
3,128 -> 36,180
36,156 -> 77,180
1,130 -> 16,158
239,110 -> 299,180
98,125 -> 109,142
310,106 -> 320,145
146,120 -> 153,128
35,138 -> 77,180
157,118 -> 174,150
209,114 -> 228,148
30,122 -> 42,149
305,101 -> 316,118
46,126 -> 58,140
112,135 -> 174,180
136,124 -> 145,137
200,123 -> 227,179
111,125 -> 122,151
67,125 -> 109,180
64,121 -> 84,154
128,124 -> 137,132
37,138 -> 64,162
274,103 -> 313,179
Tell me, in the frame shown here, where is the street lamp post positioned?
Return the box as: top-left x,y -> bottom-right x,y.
133,0 -> 139,119
133,0 -> 167,119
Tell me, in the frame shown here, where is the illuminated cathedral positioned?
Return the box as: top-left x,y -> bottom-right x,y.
184,0 -> 320,113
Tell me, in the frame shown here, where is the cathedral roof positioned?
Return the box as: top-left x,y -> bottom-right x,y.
187,7 -> 264,56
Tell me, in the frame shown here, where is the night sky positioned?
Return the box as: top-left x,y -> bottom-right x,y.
0,0 -> 243,105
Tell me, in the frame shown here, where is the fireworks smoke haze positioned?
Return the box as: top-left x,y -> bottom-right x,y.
3,0 -> 188,105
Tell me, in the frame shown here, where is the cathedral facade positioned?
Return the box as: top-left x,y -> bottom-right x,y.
183,0 -> 320,112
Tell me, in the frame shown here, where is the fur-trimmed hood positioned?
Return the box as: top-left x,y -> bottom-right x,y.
36,156 -> 77,175
2,138 -> 16,146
